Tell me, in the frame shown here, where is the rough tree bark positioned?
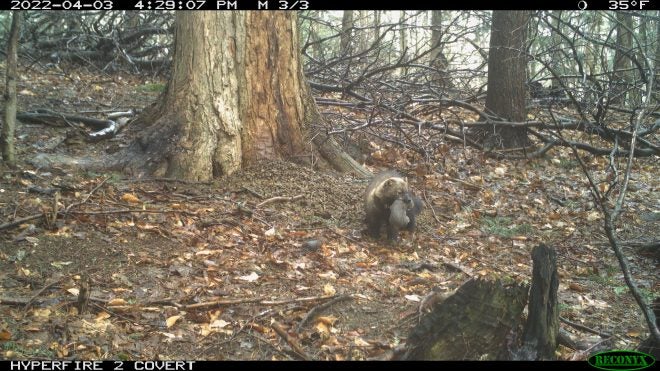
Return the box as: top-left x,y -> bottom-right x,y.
395,279 -> 529,360
479,11 -> 531,149
396,245 -> 560,360
1,12 -> 21,168
517,244 -> 559,360
119,11 -> 367,180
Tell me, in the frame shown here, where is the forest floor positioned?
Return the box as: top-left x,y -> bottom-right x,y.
0,64 -> 658,361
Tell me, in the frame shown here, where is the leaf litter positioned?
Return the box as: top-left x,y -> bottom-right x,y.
0,65 -> 657,360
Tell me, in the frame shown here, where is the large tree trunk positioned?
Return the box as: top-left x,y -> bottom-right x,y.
479,11 -> 531,149
120,11 -> 367,180
1,12 -> 21,168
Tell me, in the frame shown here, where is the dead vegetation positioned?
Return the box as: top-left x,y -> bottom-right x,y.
0,58 -> 658,360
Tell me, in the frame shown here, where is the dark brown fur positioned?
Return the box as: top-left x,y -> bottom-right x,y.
365,170 -> 423,241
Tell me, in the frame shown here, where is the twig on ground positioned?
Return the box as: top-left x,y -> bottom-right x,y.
256,194 -> 304,208
297,294 -> 353,332
271,321 -> 311,360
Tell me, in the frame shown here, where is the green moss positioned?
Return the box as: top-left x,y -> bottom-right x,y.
2,341 -> 56,358
480,216 -> 534,238
137,83 -> 166,93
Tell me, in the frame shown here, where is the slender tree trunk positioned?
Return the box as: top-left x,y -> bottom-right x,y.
307,11 -> 324,61
480,10 -> 531,149
398,11 -> 408,75
373,11 -> 381,42
428,11 -> 452,88
655,12 -> 660,103
429,11 -> 443,64
357,11 -> 369,53
585,12 -> 602,75
632,16 -> 647,107
612,12 -> 634,105
1,12 -> 21,168
340,10 -> 354,56
399,11 -> 407,61
549,12 -> 564,92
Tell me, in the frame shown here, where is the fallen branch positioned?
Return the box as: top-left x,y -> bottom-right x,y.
182,298 -> 263,310
64,177 -> 109,213
240,186 -> 264,199
260,294 -> 340,305
0,208 -> 195,232
0,214 -> 44,231
0,294 -> 111,307
256,194 -> 304,208
297,294 -> 353,332
2,291 -> 344,317
439,256 -> 475,277
559,316 -> 612,338
17,109 -> 113,129
0,297 -> 30,305
68,209 -> 198,216
557,328 -> 590,351
247,332 -> 293,359
271,321 -> 311,360
23,278 -> 64,311
182,294 -> 340,310
120,177 -> 213,185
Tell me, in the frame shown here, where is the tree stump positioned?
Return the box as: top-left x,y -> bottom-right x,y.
515,244 -> 559,360
395,278 -> 529,360
396,244 -> 560,360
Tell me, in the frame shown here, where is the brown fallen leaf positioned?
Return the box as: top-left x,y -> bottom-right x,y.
166,315 -> 182,328
316,316 -> 337,326
96,311 -> 111,321
316,321 -> 330,336
107,298 -> 128,306
0,330 -> 11,341
248,323 -> 268,334
121,193 -> 140,204
569,283 -> 586,292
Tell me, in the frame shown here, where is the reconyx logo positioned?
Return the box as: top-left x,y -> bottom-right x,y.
588,350 -> 655,371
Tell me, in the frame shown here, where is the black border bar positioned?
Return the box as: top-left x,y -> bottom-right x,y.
4,0 -> 659,11
0,360 -> 598,371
